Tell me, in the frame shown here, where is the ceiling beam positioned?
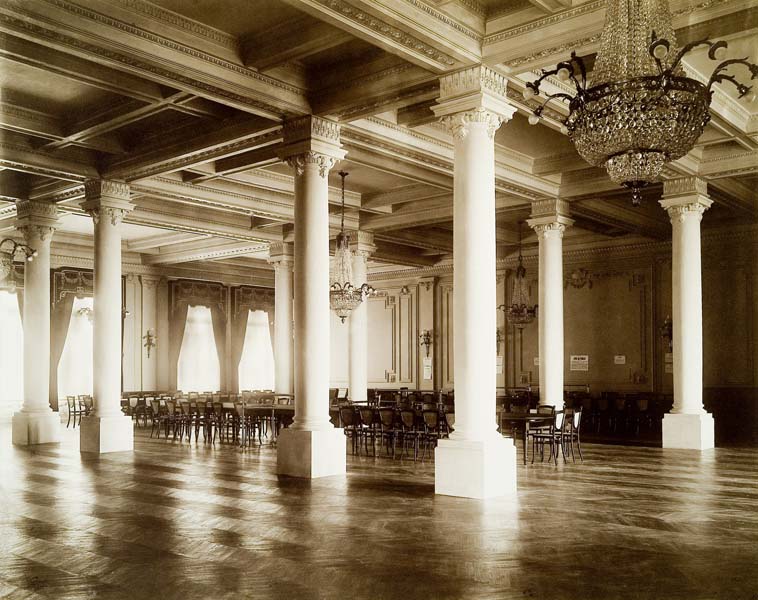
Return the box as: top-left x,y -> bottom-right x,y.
127,231 -> 207,252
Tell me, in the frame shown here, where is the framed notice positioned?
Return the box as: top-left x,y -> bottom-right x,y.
533,356 -> 540,366
422,357 -> 433,380
496,355 -> 503,374
664,352 -> 673,364
614,355 -> 626,365
665,363 -> 673,374
570,355 -> 589,371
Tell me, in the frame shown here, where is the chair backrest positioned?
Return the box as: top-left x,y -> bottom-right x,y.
150,399 -> 161,414
359,407 -> 375,426
554,411 -> 566,431
129,396 -> 139,408
511,404 -> 528,414
581,395 -> 593,410
212,402 -> 223,416
571,407 -> 582,430
337,388 -> 348,400
181,402 -> 191,415
636,396 -> 649,412
399,409 -> 415,429
339,406 -> 355,427
422,410 -> 439,430
379,408 -> 396,428
444,411 -> 455,430
537,405 -> 555,415
67,396 -> 76,409
165,400 -> 175,414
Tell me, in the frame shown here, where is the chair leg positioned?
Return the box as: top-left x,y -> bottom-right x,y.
576,433 -> 583,462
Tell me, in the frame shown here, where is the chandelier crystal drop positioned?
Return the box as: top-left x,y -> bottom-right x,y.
0,238 -> 37,292
525,0 -> 758,206
329,171 -> 374,323
505,225 -> 537,329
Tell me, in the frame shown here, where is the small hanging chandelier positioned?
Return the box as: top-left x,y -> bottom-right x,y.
329,171 -> 373,323
0,238 -> 37,292
505,224 -> 537,329
524,0 -> 758,206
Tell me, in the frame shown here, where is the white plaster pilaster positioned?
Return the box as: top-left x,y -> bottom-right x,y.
348,231 -> 376,403
268,242 -> 295,396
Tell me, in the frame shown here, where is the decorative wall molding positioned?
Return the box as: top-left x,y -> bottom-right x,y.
232,285 -> 275,318
52,268 -> 94,306
170,279 -> 227,314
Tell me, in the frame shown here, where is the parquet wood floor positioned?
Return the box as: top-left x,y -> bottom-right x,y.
1,424 -> 756,600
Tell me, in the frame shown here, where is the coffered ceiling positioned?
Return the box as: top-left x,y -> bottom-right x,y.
0,0 -> 756,278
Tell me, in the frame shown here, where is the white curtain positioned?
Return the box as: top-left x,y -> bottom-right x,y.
177,305 -> 220,392
238,309 -> 275,391
0,291 -> 23,417
58,296 -> 94,398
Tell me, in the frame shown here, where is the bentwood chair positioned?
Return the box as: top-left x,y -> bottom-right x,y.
378,408 -> 399,458
565,407 -> 583,462
421,410 -> 443,459
358,406 -> 379,456
66,396 -> 79,428
529,410 -> 567,464
399,409 -> 420,461
339,406 -> 359,454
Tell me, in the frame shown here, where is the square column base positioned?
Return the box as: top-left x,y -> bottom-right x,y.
80,415 -> 134,453
435,436 -> 517,499
12,411 -> 61,445
276,427 -> 346,479
662,413 -> 714,450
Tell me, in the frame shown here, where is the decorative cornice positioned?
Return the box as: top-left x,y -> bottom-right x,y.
112,0 -> 238,51
282,115 -> 340,145
312,0 -> 457,67
0,4 -> 300,117
402,0 -> 481,40
15,199 -> 59,224
363,117 -> 452,150
454,0 -> 486,18
483,0 -> 603,46
84,179 -> 131,201
503,35 -> 600,69
439,65 -> 508,100
0,155 -> 88,181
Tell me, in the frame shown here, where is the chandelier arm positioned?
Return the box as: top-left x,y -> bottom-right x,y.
666,39 -> 719,73
707,59 -> 758,97
533,92 -> 574,119
0,238 -> 17,253
569,52 -> 588,89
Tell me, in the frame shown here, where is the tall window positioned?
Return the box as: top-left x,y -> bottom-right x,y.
58,296 -> 94,398
0,290 -> 23,417
238,309 -> 275,391
177,305 -> 220,392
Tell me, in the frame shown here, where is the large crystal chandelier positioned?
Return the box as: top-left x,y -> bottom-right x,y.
329,171 -> 373,323
525,0 -> 758,205
0,238 -> 37,292
504,224 -> 537,329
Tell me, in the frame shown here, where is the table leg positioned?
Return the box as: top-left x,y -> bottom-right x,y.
523,423 -> 528,465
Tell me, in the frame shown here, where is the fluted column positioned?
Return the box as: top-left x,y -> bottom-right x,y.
659,177 -> 714,449
12,200 -> 61,446
528,199 -> 573,410
431,66 -> 518,499
276,116 -> 347,478
269,242 -> 294,396
348,231 -> 376,403
80,179 -> 135,453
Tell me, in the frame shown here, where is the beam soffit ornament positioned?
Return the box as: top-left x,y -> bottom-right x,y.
659,176 -> 712,223
279,116 -> 346,177
81,179 -> 135,226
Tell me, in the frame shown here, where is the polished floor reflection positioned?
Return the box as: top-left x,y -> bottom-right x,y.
1,424 -> 756,599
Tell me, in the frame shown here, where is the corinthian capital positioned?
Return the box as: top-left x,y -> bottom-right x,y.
286,152 -> 337,178
81,179 -> 134,227
440,108 -> 504,140
15,199 -> 59,242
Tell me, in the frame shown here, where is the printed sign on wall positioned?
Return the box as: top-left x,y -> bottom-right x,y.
423,357 -> 433,380
570,355 -> 589,371
614,355 -> 626,365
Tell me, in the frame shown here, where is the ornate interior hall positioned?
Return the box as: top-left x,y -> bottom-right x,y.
0,0 -> 756,597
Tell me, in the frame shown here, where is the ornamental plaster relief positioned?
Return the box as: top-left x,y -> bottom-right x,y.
286,152 -> 338,178
439,108 -> 504,140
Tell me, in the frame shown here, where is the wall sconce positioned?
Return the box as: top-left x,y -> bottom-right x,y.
659,315 -> 672,351
496,327 -> 503,355
0,238 -> 37,292
419,329 -> 433,357
143,328 -> 157,358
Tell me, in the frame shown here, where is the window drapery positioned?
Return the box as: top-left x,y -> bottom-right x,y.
177,305 -> 220,393
0,290 -> 24,418
238,310 -> 275,391
57,296 -> 94,399
49,293 -> 75,411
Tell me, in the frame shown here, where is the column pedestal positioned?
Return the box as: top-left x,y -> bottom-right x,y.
80,415 -> 135,453
12,412 -> 61,446
662,413 -> 714,450
276,428 -> 346,478
435,437 -> 517,499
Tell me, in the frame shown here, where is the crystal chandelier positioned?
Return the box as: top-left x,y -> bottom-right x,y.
0,238 -> 37,292
525,0 -> 758,206
504,224 -> 537,329
329,171 -> 373,323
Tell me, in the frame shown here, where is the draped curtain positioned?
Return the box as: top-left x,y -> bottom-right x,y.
0,291 -> 24,417
16,289 -> 23,323
49,294 -> 75,411
238,310 -> 275,392
169,303 -> 189,391
231,310 -> 248,393
210,305 -> 227,392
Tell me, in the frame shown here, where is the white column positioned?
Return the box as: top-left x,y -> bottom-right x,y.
660,177 -> 714,450
80,179 -> 135,453
12,200 -> 61,445
432,66 -> 518,499
348,232 -> 375,403
276,116 -> 346,478
269,242 -> 294,395
528,200 -> 573,410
